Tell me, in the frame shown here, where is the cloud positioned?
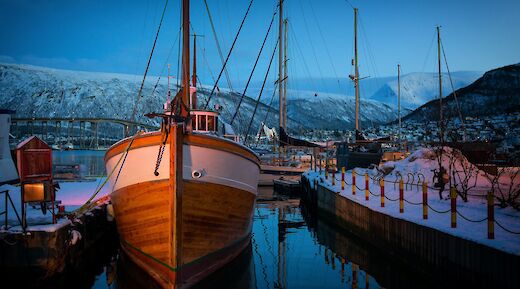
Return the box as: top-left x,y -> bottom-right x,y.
0,55 -> 16,64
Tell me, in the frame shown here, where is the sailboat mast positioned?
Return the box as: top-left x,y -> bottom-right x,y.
354,8 -> 360,132
437,26 -> 443,142
192,33 -> 197,109
283,18 -> 288,130
397,64 -> 401,141
170,0 -> 190,275
181,0 -> 191,116
278,0 -> 285,132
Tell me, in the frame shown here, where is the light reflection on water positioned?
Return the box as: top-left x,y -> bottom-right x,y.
39,151 -> 443,289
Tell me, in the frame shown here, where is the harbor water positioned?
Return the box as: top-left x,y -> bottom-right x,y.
31,151 -> 449,289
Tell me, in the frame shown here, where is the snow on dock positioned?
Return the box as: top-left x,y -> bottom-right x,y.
304,147 -> 520,255
1,178 -> 110,230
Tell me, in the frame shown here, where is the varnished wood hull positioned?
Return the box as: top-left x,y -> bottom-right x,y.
105,132 -> 259,288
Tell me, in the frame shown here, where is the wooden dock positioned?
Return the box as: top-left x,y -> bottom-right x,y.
301,175 -> 520,289
0,201 -> 115,281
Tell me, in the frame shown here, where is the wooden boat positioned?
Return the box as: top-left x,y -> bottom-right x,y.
104,1 -> 259,287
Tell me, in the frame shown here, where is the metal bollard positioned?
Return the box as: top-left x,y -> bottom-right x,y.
380,178 -> 385,207
332,170 -> 336,186
488,191 -> 494,239
399,179 -> 404,213
365,173 -> 369,201
451,186 -> 457,228
352,169 -> 356,195
422,181 -> 428,219
341,167 -> 345,190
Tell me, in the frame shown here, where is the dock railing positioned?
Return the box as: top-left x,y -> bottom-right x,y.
311,166 -> 520,240
0,190 -> 23,231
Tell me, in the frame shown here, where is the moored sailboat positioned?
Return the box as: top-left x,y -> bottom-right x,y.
104,1 -> 260,287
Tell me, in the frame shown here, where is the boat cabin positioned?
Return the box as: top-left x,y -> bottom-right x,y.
190,110 -> 218,133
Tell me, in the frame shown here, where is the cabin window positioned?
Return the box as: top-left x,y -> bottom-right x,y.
191,116 -> 197,130
198,115 -> 207,131
207,116 -> 215,132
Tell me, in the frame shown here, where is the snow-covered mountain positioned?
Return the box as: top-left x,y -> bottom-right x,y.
0,63 -> 398,134
368,71 -> 482,110
403,63 -> 520,122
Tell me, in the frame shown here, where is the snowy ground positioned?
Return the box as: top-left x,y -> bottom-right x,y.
0,178 -> 110,230
304,148 -> 520,256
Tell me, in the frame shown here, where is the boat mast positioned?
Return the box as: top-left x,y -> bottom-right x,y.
278,0 -> 285,133
192,32 -> 198,109
181,0 -> 191,117
397,64 -> 401,141
283,18 -> 288,130
437,26 -> 443,142
354,8 -> 360,132
170,0 -> 190,278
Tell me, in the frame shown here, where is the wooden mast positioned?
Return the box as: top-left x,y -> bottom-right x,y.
278,0 -> 284,133
182,0 -> 191,117
354,8 -> 360,132
192,32 -> 197,109
171,0 -> 189,284
437,26 -> 443,142
283,18 -> 288,130
397,64 -> 401,141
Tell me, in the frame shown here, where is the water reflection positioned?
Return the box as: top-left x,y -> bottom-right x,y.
10,180 -> 452,288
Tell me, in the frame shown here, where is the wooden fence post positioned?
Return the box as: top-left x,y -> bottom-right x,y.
341,167 -> 345,190
399,179 -> 404,213
451,186 -> 457,228
380,178 -> 385,207
488,191 -> 494,239
352,169 -> 356,195
365,173 -> 369,201
422,181 -> 428,219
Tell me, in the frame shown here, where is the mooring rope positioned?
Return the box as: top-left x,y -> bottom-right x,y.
73,131 -> 141,216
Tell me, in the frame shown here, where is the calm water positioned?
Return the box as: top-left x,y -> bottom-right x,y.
36,151 -> 447,289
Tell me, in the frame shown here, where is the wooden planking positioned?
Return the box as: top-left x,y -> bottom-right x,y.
104,131 -> 260,167
111,179 -> 172,264
181,180 -> 256,265
111,178 -> 256,288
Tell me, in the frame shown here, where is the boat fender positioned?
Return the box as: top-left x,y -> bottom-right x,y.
192,169 -> 204,179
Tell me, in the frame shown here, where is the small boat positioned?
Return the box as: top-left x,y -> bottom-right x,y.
104,1 -> 260,287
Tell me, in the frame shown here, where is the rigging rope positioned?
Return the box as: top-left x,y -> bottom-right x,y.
150,27 -> 182,99
129,0 -> 170,126
307,0 -> 341,91
203,0 -> 234,93
203,0 -> 254,109
441,39 -> 467,140
288,21 -> 318,93
231,6 -> 278,125
243,39 -> 279,145
297,0 -> 326,90
73,131 -> 141,216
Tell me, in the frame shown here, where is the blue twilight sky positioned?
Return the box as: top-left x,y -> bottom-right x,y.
1,0 -> 519,88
